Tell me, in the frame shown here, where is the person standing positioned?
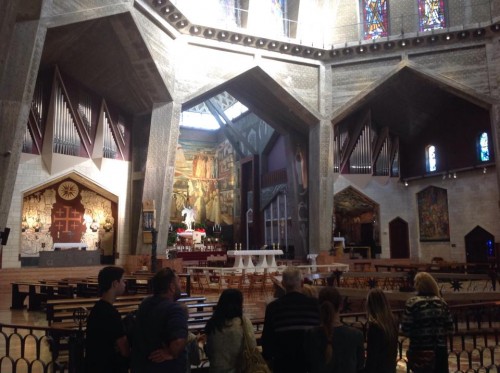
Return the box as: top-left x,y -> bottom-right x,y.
85,266 -> 130,373
261,266 -> 320,373
303,287 -> 365,373
131,267 -> 188,373
362,289 -> 398,373
205,288 -> 257,373
401,272 -> 453,373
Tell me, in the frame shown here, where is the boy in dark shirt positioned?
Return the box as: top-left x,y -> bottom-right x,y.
85,266 -> 130,373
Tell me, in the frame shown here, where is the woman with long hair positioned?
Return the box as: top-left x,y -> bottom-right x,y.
304,287 -> 365,373
401,272 -> 453,373
205,288 -> 256,373
362,289 -> 398,373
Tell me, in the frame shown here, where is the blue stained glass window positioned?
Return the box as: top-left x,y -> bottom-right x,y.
362,0 -> 388,40
418,0 -> 446,32
426,145 -> 437,172
479,132 -> 490,162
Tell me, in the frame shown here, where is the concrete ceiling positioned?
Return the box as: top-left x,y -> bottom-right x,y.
334,66 -> 490,142
40,13 -> 171,115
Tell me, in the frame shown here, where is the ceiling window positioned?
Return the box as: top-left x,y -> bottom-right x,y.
181,92 -> 248,130
479,132 -> 490,162
418,0 -> 446,32
362,0 -> 389,40
426,145 -> 437,172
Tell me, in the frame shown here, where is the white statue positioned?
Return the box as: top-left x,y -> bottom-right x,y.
181,206 -> 196,231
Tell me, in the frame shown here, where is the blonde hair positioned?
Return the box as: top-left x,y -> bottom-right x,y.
318,287 -> 342,364
365,289 -> 398,343
414,272 -> 440,296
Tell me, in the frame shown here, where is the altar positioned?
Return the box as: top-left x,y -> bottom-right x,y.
227,249 -> 283,272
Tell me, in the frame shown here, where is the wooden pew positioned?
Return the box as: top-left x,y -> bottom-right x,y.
11,281 -> 74,311
46,295 -> 208,327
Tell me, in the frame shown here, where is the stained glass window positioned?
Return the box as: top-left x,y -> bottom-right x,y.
479,132 -> 490,162
418,0 -> 446,32
426,145 -> 437,172
362,0 -> 388,40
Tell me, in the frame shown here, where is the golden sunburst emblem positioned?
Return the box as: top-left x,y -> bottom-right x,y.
58,181 -> 79,201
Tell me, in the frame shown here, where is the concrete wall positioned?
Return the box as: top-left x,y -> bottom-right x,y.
334,168 -> 500,262
4,157 -> 131,268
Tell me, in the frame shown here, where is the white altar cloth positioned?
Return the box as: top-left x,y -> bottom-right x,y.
53,242 -> 88,250
227,249 -> 283,272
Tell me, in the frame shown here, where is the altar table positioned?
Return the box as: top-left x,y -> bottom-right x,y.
227,249 -> 283,272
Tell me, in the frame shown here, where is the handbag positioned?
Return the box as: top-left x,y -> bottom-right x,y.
407,349 -> 436,372
240,318 -> 271,373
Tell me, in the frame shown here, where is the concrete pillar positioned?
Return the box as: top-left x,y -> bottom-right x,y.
137,101 -> 181,254
308,64 -> 334,254
0,4 -> 46,238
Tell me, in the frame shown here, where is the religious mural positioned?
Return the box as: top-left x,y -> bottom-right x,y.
20,178 -> 117,256
417,185 -> 450,242
171,139 -> 235,229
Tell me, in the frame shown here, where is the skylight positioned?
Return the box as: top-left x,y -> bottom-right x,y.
181,92 -> 248,130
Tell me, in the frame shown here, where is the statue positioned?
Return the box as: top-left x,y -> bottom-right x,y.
181,206 -> 196,231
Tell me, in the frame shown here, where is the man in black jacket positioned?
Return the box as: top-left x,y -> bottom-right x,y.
262,266 -> 320,373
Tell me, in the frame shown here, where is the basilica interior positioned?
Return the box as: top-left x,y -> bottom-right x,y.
1,1 -> 500,372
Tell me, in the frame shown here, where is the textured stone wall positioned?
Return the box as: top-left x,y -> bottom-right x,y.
334,169 -> 500,262
5,158 -> 131,268
331,57 -> 401,111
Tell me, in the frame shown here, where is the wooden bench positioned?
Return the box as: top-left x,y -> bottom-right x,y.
46,295 -> 208,327
11,281 -> 74,311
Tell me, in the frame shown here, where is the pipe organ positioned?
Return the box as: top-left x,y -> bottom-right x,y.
103,114 -> 117,159
374,138 -> 390,176
349,123 -> 372,174
53,84 -> 80,156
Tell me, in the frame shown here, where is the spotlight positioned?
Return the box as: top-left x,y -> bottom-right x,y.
304,48 -> 312,55
442,175 -> 446,180
369,43 -> 379,51
292,46 -> 302,54
162,5 -> 173,13
189,26 -> 201,35
444,34 -> 452,41
357,46 -> 366,53
453,172 -> 457,179
384,42 -> 394,49
428,35 -> 438,43
483,167 -> 487,174
473,28 -> 485,37
268,41 -> 278,49
204,29 -> 215,37
231,34 -> 241,42
330,49 -> 339,57
217,31 -> 228,40
176,20 -> 187,28
491,24 -> 500,32
399,40 -> 407,47
342,48 -> 352,55
256,39 -> 267,47
154,0 -> 166,6
314,51 -> 323,58
404,181 -> 409,187
280,44 -> 290,51
243,37 -> 253,44
413,37 -> 423,45
458,31 -> 469,39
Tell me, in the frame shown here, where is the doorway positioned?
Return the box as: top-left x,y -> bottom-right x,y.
465,226 -> 495,264
389,217 -> 409,258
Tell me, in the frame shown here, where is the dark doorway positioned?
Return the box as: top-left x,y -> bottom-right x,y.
389,217 -> 410,258
465,226 -> 495,264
